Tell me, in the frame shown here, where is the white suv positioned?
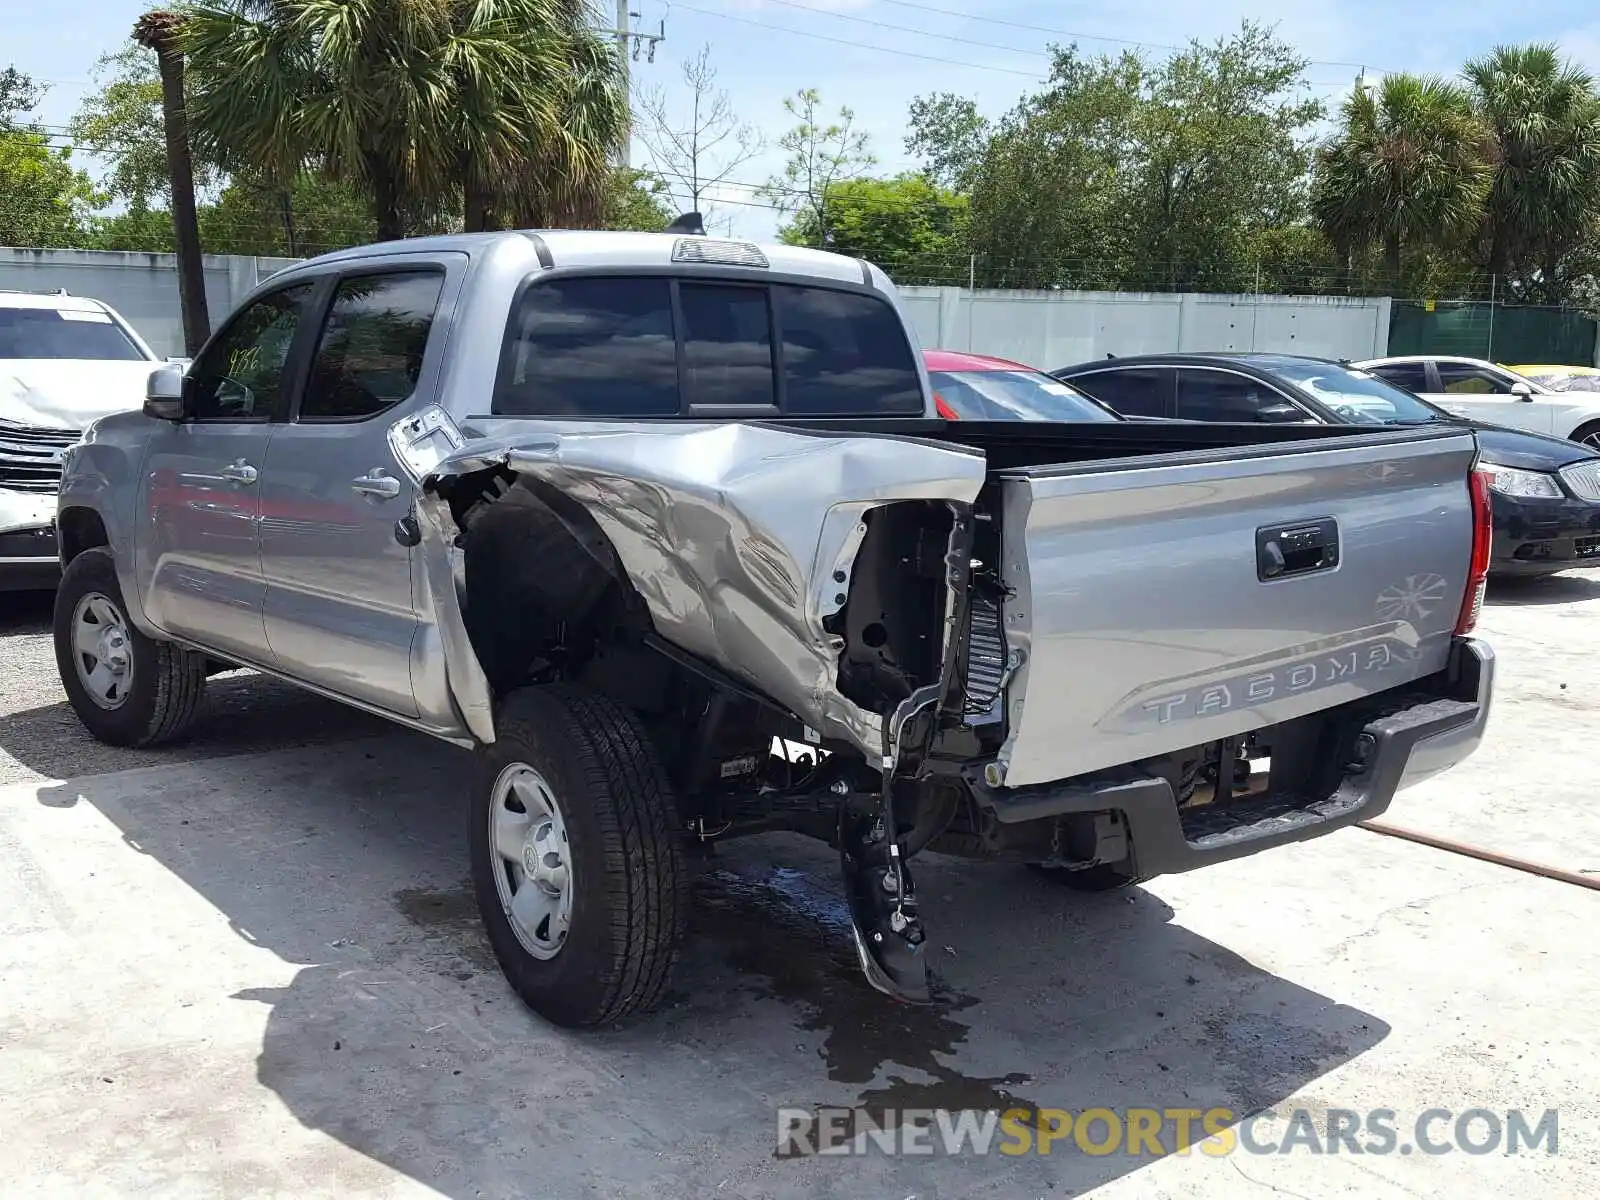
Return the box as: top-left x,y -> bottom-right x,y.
0,289 -> 161,590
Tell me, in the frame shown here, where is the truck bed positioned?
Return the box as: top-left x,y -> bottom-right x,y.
771,416 -> 1481,788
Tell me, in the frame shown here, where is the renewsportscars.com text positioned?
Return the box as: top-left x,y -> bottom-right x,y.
776,1106 -> 1559,1158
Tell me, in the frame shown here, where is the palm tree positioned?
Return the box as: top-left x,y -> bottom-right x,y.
1464,44 -> 1600,303
1311,74 -> 1490,288
179,0 -> 628,242
134,9 -> 210,356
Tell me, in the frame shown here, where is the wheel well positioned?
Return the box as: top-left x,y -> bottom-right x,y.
1569,418 -> 1600,443
57,507 -> 109,565
440,468 -> 654,698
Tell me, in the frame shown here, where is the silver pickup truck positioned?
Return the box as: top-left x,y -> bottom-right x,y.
53,226 -> 1495,1027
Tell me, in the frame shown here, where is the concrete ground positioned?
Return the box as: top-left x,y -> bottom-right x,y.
1,577 -> 1597,1199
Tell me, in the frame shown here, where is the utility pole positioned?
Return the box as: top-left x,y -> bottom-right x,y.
611,4 -> 665,169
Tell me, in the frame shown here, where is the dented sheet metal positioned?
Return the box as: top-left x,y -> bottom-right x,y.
424,419 -> 986,753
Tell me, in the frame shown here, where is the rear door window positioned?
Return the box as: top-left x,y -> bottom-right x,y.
1175,368 -> 1299,422
494,276 -> 678,417
776,285 -> 922,416
1068,368 -> 1169,418
1437,362 -> 1516,395
1368,361 -> 1430,393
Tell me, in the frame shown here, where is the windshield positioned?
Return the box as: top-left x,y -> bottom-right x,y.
0,307 -> 148,361
1255,357 -> 1445,425
930,369 -> 1119,422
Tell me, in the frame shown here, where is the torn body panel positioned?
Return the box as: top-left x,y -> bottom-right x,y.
416,417 -> 987,754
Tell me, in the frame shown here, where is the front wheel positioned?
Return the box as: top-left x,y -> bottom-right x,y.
52,548 -> 208,747
1569,420 -> 1600,450
469,685 -> 688,1028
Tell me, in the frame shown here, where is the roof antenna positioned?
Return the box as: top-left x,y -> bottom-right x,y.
1106,351 -> 1116,359
665,211 -> 705,235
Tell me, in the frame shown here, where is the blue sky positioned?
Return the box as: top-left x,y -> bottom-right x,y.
5,0 -> 1600,241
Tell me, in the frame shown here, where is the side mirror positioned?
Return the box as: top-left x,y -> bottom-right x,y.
144,364 -> 187,421
1510,381 -> 1535,401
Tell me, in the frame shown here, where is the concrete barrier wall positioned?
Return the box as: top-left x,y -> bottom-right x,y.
0,248 -> 301,359
0,248 -> 1392,366
898,286 -> 1393,367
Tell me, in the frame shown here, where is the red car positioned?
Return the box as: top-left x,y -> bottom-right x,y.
923,349 -> 1120,422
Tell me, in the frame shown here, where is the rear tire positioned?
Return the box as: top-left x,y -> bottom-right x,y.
469,685 -> 688,1028
1027,862 -> 1139,892
53,548 -> 207,747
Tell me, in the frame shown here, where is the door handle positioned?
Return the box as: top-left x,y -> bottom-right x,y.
352,468 -> 402,500
219,459 -> 258,486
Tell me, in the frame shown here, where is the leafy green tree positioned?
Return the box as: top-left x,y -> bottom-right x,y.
779,174 -> 967,283
0,132 -> 102,248
904,93 -> 989,193
70,44 -> 221,211
180,0 -> 629,241
1465,44 -> 1600,304
603,168 -> 674,232
1126,23 -> 1325,291
963,48 -> 1145,289
0,66 -> 100,248
0,65 -> 47,129
1311,75 -> 1490,289
760,88 -> 875,248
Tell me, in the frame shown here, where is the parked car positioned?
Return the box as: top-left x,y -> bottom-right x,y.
53,231 -> 1493,1028
1054,352 -> 1600,577
923,349 -> 1121,422
1506,364 -> 1600,397
0,289 -> 163,591
1353,354 -> 1600,448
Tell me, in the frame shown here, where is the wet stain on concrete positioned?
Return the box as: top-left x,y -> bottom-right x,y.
691,866 -> 1038,1136
391,883 -> 498,973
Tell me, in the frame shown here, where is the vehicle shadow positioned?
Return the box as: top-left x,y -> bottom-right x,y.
24,727 -> 1389,1198
1488,572 -> 1600,607
0,587 -> 52,634
0,680 -> 388,782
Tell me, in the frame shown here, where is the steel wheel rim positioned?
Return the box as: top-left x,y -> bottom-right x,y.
70,591 -> 134,710
489,763 -> 573,961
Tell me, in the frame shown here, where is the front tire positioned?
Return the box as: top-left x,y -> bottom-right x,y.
1569,420 -> 1600,450
469,685 -> 688,1028
52,548 -> 207,747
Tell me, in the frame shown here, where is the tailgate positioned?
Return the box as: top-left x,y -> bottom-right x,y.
992,428 -> 1480,789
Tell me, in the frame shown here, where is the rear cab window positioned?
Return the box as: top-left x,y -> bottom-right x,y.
1066,367 -> 1170,418
493,273 -> 923,418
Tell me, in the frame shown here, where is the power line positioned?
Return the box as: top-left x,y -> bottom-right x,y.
665,2 -> 1044,78
753,0 -> 1051,62
832,0 -> 1402,75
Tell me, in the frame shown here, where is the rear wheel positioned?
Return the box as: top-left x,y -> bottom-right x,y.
1569,420 -> 1600,450
52,548 -> 207,747
469,685 -> 688,1028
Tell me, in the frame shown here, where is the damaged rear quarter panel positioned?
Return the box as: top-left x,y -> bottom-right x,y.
425,419 -> 987,752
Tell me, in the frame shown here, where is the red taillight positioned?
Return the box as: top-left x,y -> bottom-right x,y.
1455,466 -> 1493,635
934,393 -> 960,420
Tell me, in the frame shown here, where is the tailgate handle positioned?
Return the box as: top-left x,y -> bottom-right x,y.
1257,518 -> 1339,581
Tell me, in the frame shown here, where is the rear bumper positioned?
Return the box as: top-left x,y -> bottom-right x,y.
969,637 -> 1494,880
0,489 -> 60,592
1490,491 -> 1600,575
